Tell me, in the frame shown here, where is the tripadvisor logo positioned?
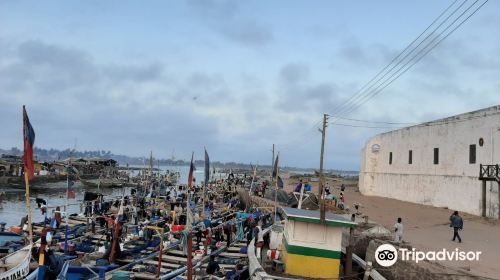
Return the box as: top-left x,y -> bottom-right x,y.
375,244 -> 398,267
374,244 -> 482,267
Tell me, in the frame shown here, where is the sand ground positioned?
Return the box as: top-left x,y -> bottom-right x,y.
282,176 -> 500,279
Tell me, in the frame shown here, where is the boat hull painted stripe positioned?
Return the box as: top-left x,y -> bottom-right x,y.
283,237 -> 342,259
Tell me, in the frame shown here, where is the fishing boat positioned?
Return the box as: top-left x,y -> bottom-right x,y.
0,244 -> 32,280
80,177 -> 124,188
1,107 -> 35,280
0,231 -> 24,256
107,212 -> 244,280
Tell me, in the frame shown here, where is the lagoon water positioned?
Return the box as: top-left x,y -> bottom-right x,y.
0,165 -> 213,227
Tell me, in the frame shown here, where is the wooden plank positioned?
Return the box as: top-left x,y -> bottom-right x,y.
133,273 -> 159,280
166,249 -> 193,257
161,255 -> 188,263
143,260 -> 180,269
227,247 -> 243,252
200,263 -> 236,269
218,252 -> 247,258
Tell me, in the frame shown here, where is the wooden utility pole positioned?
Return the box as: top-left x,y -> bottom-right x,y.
319,114 -> 329,222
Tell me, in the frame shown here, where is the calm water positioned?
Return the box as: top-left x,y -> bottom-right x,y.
0,165 -> 214,227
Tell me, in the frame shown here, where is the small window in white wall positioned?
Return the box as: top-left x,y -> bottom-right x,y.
409,150 -> 412,164
389,152 -> 393,165
469,144 -> 476,164
434,148 -> 439,165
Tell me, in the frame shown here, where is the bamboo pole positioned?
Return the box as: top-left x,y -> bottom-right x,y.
274,153 -> 279,222
24,172 -> 33,244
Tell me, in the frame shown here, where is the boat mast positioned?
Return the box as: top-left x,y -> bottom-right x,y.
64,159 -> 70,254
249,164 -> 257,197
274,152 -> 279,222
24,173 -> 33,244
149,151 -> 153,179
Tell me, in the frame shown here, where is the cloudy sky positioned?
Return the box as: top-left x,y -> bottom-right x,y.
0,0 -> 498,170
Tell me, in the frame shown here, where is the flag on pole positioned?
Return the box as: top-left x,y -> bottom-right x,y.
187,152 -> 195,188
277,176 -> 284,189
23,105 -> 35,181
204,149 -> 210,185
272,154 -> 279,179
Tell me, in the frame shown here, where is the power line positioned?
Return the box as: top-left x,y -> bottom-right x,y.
336,0 -> 487,118
335,109 -> 500,130
329,0 -> 462,117
277,0 -> 489,152
330,0 -> 488,119
413,109 -> 500,128
333,116 -> 417,125
332,123 -> 407,129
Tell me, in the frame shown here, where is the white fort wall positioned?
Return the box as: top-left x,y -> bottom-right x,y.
359,105 -> 500,218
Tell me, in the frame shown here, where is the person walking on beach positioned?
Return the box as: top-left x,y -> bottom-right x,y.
394,217 -> 403,243
450,211 -> 463,243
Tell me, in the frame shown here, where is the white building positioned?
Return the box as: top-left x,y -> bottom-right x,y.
359,105 -> 500,218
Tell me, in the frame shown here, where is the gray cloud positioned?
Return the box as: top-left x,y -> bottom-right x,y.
220,20 -> 273,47
1,11 -> 499,172
279,63 -> 310,84
187,0 -> 273,47
276,63 -> 341,114
0,40 -> 227,159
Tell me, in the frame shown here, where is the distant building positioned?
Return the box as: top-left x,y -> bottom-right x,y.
63,157 -> 118,176
359,105 -> 500,218
0,154 -> 23,176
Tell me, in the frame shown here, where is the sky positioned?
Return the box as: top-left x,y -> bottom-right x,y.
0,0 -> 499,170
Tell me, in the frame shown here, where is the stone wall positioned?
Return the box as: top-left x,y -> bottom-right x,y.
359,105 -> 500,218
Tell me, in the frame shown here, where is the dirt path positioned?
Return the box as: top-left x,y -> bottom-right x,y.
283,177 -> 500,279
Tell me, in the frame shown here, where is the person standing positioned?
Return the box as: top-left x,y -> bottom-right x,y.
255,220 -> 264,259
394,217 -> 403,243
450,211 -> 463,243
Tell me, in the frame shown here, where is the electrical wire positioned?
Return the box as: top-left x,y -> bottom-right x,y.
335,0 -> 488,118
336,108 -> 500,130
333,116 -> 417,125
329,0 -> 462,117
330,0 -> 488,120
332,123 -> 407,129
276,0 -> 489,154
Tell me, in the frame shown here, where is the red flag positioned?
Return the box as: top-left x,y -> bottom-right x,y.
187,152 -> 194,189
23,106 -> 36,181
